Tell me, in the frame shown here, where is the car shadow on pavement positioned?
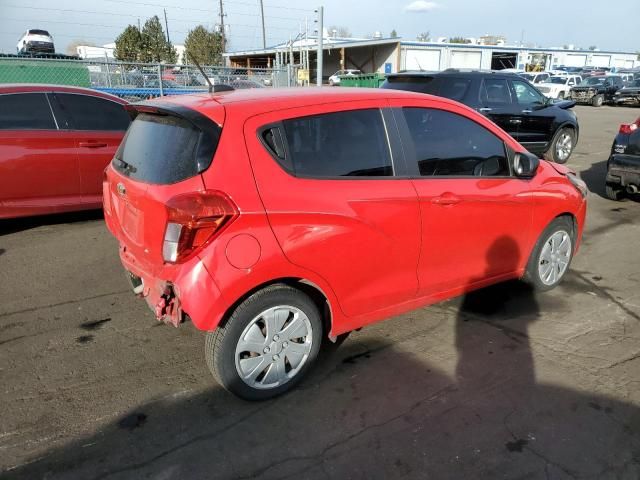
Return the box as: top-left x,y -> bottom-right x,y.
579,159 -> 608,199
0,210 -> 104,236
4,238 -> 640,480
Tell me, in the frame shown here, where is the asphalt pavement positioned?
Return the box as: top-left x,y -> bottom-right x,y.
1,105 -> 639,479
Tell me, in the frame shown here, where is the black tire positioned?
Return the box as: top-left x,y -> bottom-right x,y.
205,284 -> 323,401
605,183 -> 626,201
523,216 -> 575,292
592,94 -> 604,107
543,127 -> 575,164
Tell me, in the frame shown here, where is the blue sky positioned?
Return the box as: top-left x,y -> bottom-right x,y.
1,0 -> 637,54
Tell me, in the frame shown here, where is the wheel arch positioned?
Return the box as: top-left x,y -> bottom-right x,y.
216,277 -> 335,339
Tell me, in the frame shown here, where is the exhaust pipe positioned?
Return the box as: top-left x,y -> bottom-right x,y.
626,184 -> 639,194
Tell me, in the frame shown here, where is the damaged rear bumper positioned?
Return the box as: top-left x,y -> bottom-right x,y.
119,244 -> 225,329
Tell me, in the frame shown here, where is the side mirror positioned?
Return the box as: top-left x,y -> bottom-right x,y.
513,152 -> 539,178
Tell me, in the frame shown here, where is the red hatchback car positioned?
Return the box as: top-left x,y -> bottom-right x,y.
0,84 -> 129,219
104,88 -> 587,400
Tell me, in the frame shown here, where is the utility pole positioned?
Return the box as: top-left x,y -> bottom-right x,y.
219,0 -> 226,54
316,6 -> 323,86
259,0 -> 266,49
137,18 -> 141,30
164,9 -> 170,43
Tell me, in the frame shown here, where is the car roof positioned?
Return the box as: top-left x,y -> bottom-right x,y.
0,84 -> 128,103
390,69 -> 520,79
134,87 -> 473,124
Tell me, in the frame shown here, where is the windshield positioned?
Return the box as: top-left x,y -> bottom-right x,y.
631,79 -> 640,88
580,77 -> 606,86
548,77 -> 567,84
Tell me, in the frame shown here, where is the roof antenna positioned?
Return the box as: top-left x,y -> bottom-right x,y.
415,58 -> 424,71
188,52 -> 214,93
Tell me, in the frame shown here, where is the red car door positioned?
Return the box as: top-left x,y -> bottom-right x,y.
50,92 -> 129,205
244,102 -> 421,322
390,100 -> 534,298
0,92 -> 80,218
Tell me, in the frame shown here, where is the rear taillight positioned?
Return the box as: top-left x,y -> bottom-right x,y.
162,191 -> 238,263
619,119 -> 640,135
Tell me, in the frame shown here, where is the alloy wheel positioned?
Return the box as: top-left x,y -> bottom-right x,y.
538,230 -> 572,286
555,132 -> 573,162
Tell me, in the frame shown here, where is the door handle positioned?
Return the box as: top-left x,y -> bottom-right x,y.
509,118 -> 522,124
521,109 -> 533,114
432,194 -> 461,206
478,107 -> 492,113
79,142 -> 108,148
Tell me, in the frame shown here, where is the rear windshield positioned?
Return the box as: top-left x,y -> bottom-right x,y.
382,76 -> 438,94
112,112 -> 221,184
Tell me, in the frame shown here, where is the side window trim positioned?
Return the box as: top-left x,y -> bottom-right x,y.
392,106 -> 514,179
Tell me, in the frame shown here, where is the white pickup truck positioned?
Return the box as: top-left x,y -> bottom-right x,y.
536,75 -> 582,100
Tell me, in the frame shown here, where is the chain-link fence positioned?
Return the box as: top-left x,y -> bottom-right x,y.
0,56 -> 298,100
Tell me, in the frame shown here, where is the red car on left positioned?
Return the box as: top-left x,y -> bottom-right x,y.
0,84 -> 130,219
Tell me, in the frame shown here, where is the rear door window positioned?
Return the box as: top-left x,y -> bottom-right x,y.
481,79 -> 513,106
0,93 -> 56,130
401,107 -> 510,177
54,93 -> 130,131
112,112 -> 221,184
280,109 -> 393,177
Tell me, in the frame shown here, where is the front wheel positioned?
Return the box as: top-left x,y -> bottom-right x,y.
592,94 -> 604,107
524,217 -> 574,291
205,284 -> 323,401
544,127 -> 575,164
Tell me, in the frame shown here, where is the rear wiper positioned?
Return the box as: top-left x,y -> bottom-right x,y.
114,157 -> 137,174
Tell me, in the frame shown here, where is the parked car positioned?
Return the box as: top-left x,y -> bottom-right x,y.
328,69 -> 362,86
613,78 -> 640,106
619,73 -> 635,86
0,85 -> 130,219
382,70 -> 579,163
16,29 -> 54,55
570,75 -> 625,106
103,87 -> 587,400
536,75 -> 582,100
556,66 -> 584,74
605,117 -> 640,200
519,72 -> 551,84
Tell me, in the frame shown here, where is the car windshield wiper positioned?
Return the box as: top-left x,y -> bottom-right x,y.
114,157 -> 137,174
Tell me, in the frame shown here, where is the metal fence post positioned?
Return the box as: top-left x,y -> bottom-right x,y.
157,64 -> 164,96
287,64 -> 292,87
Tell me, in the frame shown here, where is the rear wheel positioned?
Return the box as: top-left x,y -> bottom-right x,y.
592,94 -> 604,107
605,183 -> 626,201
544,127 -> 575,164
524,217 -> 574,291
205,284 -> 322,401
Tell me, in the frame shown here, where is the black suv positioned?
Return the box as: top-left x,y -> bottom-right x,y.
382,70 -> 579,164
570,75 -> 624,107
605,118 -> 640,201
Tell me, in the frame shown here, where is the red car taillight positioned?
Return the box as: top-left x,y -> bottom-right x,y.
162,191 -> 238,263
619,119 -> 640,135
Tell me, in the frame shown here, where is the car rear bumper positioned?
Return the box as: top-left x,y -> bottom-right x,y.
118,244 -> 226,330
607,154 -> 640,187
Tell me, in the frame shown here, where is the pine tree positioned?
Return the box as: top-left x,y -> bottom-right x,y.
141,16 -> 173,63
114,25 -> 143,62
184,26 -> 224,66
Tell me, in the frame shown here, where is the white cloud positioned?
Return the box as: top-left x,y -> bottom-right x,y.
404,1 -> 439,12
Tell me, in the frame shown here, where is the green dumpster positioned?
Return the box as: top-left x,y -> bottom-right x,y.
0,59 -> 91,87
338,72 -> 386,88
